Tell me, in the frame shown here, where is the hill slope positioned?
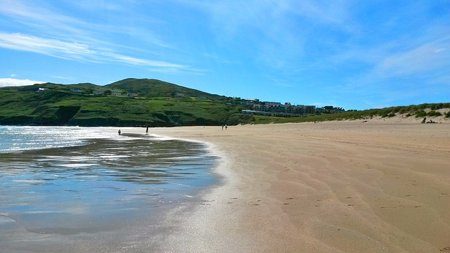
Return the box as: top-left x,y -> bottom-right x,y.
106,78 -> 224,100
0,79 -> 249,126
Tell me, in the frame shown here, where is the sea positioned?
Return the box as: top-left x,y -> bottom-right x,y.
0,126 -> 217,252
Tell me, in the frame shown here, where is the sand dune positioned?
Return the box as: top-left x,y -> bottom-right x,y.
134,121 -> 450,252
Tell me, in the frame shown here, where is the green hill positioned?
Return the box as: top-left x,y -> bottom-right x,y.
0,79 -> 249,126
106,78 -> 223,100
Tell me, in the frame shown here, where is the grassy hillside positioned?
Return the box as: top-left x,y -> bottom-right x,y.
0,79 -> 250,126
106,78 -> 224,100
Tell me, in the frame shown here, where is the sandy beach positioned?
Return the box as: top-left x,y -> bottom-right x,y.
130,120 -> 450,252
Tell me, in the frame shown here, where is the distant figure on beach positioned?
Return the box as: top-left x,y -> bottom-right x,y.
221,125 -> 224,130
118,129 -> 121,135
421,117 -> 426,124
225,124 -> 228,130
146,125 -> 149,134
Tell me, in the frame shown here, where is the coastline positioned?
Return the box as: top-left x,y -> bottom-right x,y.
133,121 -> 450,252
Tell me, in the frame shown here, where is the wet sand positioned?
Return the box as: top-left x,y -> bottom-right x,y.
136,121 -> 450,252
0,134 -> 217,253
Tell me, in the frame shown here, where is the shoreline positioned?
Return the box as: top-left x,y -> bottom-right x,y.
124,128 -> 239,251
138,121 -> 450,252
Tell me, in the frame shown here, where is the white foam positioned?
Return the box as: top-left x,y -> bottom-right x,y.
13,179 -> 45,184
60,163 -> 97,168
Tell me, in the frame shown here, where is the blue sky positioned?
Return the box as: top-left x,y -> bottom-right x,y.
0,0 -> 449,109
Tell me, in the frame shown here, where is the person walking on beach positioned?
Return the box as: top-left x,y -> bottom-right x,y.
118,129 -> 121,135
225,124 -> 228,130
146,125 -> 149,134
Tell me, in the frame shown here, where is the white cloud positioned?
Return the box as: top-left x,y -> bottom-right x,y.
177,0 -> 353,28
374,37 -> 450,78
174,0 -> 355,74
0,32 -> 92,60
0,0 -> 172,50
0,78 -> 44,87
278,0 -> 353,27
0,0 -> 183,72
105,52 -> 185,69
0,32 -> 187,70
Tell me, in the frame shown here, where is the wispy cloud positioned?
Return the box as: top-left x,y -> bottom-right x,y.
0,78 -> 44,87
177,0 -> 353,29
277,0 -> 354,27
1,0 -> 170,50
0,33 -> 92,59
335,28 -> 450,87
105,52 -> 185,69
0,0 -> 186,72
0,32 -> 187,70
175,0 -> 354,72
330,29 -> 450,108
374,37 -> 450,78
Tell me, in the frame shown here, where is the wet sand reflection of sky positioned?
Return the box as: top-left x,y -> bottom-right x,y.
0,133 -> 217,237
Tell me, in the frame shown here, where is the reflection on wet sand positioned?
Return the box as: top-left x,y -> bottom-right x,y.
0,134 -> 213,182
0,133 -> 216,252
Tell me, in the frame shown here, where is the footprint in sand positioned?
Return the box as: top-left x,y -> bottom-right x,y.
440,246 -> 450,252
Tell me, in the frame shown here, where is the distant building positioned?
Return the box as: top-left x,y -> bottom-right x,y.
70,88 -> 82,93
110,89 -> 125,96
93,90 -> 104,95
37,88 -> 46,92
264,102 -> 282,108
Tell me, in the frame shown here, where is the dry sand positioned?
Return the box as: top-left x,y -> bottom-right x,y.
135,121 -> 450,252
